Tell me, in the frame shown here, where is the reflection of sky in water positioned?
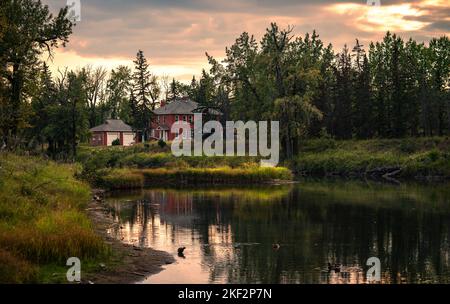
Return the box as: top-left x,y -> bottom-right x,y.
105,182 -> 450,284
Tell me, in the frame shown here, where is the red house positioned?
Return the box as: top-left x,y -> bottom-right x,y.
151,98 -> 221,141
90,119 -> 136,146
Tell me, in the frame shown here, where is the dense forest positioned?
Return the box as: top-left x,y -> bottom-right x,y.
0,0 -> 449,160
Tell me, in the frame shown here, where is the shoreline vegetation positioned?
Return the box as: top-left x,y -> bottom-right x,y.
0,154 -> 106,283
291,137 -> 450,181
98,167 -> 294,190
77,142 -> 295,190
1,136 -> 449,283
0,154 -> 173,283
78,136 -> 450,190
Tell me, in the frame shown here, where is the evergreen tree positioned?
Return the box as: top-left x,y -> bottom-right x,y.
132,50 -> 160,139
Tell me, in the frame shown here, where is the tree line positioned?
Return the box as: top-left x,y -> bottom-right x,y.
1,1 -> 449,160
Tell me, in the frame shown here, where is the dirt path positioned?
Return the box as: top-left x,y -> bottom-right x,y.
84,190 -> 175,284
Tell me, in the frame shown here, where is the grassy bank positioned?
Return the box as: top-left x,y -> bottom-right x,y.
141,167 -> 293,185
95,167 -> 293,189
77,144 -> 292,189
0,154 -> 108,283
97,169 -> 144,190
77,144 -> 260,171
291,137 -> 450,179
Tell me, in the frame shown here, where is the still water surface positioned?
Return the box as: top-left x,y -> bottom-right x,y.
105,180 -> 450,284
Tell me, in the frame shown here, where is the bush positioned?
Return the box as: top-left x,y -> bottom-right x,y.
158,139 -> 167,148
119,152 -> 173,168
111,138 -> 121,146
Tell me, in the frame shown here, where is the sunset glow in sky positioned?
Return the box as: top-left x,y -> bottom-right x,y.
42,0 -> 449,81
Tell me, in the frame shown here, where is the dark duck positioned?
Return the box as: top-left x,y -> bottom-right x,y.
328,263 -> 341,273
178,247 -> 186,257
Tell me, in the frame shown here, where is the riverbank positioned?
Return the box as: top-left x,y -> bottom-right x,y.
84,190 -> 174,283
96,167 -> 293,190
78,137 -> 450,188
0,154 -> 105,283
76,144 -> 293,190
0,154 -> 173,283
290,137 -> 450,181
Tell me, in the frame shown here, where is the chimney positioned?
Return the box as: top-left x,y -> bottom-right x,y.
160,100 -> 166,108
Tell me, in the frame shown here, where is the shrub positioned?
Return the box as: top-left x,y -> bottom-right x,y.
119,152 -> 173,168
111,138 -> 121,146
158,139 -> 167,148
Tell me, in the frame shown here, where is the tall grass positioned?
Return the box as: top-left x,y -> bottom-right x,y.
141,167 -> 293,185
98,169 -> 144,190
0,249 -> 37,284
0,153 -> 107,283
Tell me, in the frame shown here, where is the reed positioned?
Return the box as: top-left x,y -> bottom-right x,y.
99,169 -> 144,190
141,167 -> 293,185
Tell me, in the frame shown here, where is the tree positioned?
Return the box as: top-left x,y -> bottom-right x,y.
132,50 -> 160,139
84,66 -> 108,128
0,0 -> 73,146
429,37 -> 450,135
332,45 -> 353,139
28,62 -> 55,150
167,78 -> 191,101
352,40 -> 373,138
106,66 -> 132,120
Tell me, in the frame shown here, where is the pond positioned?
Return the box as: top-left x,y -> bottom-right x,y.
104,180 -> 450,284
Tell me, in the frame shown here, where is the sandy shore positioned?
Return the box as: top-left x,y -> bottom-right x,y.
84,190 -> 175,284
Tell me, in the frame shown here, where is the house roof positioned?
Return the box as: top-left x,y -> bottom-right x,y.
90,119 -> 133,132
157,124 -> 170,131
153,98 -> 221,115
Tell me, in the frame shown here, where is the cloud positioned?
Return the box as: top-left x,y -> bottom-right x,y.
42,0 -> 449,81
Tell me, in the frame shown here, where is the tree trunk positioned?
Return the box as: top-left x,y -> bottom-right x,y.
72,100 -> 77,161
10,63 -> 23,138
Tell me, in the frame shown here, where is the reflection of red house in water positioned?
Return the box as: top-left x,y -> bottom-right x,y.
150,97 -> 221,141
145,191 -> 197,226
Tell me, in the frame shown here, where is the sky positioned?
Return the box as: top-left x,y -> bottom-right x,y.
42,0 -> 449,82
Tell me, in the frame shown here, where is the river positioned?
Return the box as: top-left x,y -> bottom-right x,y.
104,180 -> 450,284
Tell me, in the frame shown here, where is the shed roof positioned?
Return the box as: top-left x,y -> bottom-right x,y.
90,119 -> 133,132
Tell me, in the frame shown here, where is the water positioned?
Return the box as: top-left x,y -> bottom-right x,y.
104,180 -> 450,284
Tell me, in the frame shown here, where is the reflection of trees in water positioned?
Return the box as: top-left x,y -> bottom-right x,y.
107,182 -> 450,283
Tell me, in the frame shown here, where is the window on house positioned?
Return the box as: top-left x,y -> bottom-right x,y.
188,116 -> 193,123
157,116 -> 160,123
183,115 -> 187,121
175,115 -> 179,121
